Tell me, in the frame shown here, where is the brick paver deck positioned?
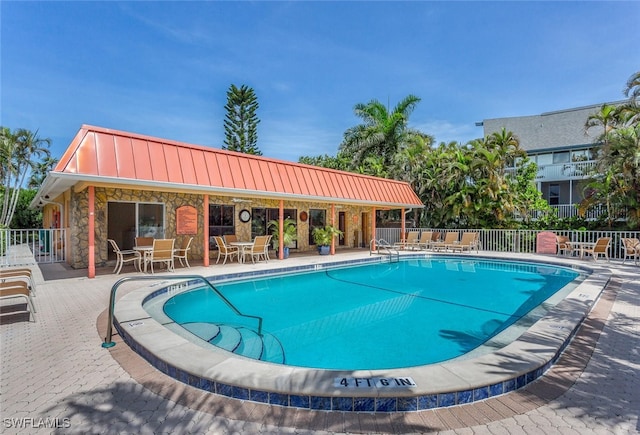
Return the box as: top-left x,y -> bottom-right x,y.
1,252 -> 638,434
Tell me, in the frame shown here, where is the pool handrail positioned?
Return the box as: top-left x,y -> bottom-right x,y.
369,238 -> 400,262
101,275 -> 263,348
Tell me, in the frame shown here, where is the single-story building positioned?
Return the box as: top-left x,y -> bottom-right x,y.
32,125 -> 424,278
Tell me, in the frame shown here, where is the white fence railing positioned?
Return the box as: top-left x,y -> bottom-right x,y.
376,228 -> 640,261
0,228 -> 67,266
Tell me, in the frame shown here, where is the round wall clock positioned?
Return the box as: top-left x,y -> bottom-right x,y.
239,209 -> 251,223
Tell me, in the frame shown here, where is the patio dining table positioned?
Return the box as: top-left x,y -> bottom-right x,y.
571,241 -> 596,259
229,241 -> 254,263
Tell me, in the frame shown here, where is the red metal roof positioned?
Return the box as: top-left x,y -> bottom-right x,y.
51,125 -> 424,208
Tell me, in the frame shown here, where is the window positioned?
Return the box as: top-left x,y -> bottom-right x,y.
548,184 -> 560,206
308,209 -> 326,245
209,205 -> 235,237
252,208 -> 297,247
552,151 -> 570,164
138,203 -> 165,238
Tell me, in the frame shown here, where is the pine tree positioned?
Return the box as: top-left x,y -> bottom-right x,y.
223,84 -> 261,155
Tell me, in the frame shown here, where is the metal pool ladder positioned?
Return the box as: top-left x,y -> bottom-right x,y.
101,275 -> 263,348
370,239 -> 400,262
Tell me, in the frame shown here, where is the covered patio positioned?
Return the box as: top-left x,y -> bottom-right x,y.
31,125 -> 424,278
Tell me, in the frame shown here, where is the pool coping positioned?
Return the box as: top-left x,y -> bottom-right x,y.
112,253 -> 611,412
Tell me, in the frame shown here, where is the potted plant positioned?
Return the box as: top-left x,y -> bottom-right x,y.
312,224 -> 343,255
267,218 -> 298,259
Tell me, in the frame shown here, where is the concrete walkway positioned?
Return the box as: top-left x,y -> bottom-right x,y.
1,251 -> 638,434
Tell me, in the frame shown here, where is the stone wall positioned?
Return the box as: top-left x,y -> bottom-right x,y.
68,187 -> 372,269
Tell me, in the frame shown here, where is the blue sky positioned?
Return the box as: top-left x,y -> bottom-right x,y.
2,1 -> 639,163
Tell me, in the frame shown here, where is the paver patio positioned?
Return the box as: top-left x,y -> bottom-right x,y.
1,251 -> 638,434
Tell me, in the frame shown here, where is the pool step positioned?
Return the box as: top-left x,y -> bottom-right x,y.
209,324 -> 242,352
180,321 -> 285,364
235,327 -> 264,360
181,322 -> 220,341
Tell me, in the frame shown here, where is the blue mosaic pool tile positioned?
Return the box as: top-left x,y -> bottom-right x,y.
249,389 -> 269,403
290,394 -> 310,409
503,378 -> 516,393
375,397 -> 397,412
269,392 -> 289,407
353,397 -> 375,412
216,382 -> 234,398
199,378 -> 213,392
177,369 -> 190,384
526,370 -> 536,384
332,397 -> 353,411
438,393 -> 455,408
396,397 -> 417,412
457,390 -> 473,405
232,386 -> 249,400
418,394 -> 438,410
473,386 -> 489,401
489,382 -> 504,397
167,365 -> 177,378
310,396 -> 332,410
516,374 -> 526,389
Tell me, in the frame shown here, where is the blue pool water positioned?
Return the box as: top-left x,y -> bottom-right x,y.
161,258 -> 581,370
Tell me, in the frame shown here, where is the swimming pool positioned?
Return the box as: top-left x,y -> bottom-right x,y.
157,258 -> 581,370
114,253 -> 609,412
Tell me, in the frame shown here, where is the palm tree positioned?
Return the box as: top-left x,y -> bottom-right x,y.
28,155 -> 58,189
340,95 -> 422,171
0,128 -> 51,227
624,70 -> 640,103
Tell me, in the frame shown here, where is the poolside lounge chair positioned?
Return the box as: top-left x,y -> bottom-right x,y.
621,238 -> 640,265
0,267 -> 37,296
247,235 -> 272,263
450,232 -> 480,253
394,231 -> 419,250
108,239 -> 142,274
145,239 -> 175,274
416,231 -> 433,250
0,281 -> 36,321
214,236 -> 239,265
556,235 -> 574,256
582,237 -> 611,262
173,237 -> 193,268
432,232 -> 459,252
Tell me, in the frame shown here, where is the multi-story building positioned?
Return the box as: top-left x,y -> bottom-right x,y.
480,101 -> 625,220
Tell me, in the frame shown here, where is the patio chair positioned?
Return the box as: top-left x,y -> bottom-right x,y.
0,281 -> 36,321
214,236 -> 239,265
621,238 -> 640,265
135,237 -> 154,247
556,235 -> 574,256
108,239 -> 142,274
0,267 -> 37,296
432,232 -> 459,252
582,237 -> 611,262
145,239 -> 175,274
173,237 -> 193,268
247,235 -> 272,263
223,234 -> 238,244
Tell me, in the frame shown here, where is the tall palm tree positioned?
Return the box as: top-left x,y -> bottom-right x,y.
624,70 -> 640,103
1,128 -> 51,227
340,95 -> 422,171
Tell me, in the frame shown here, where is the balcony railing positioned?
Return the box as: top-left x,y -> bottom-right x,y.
535,161 -> 597,182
